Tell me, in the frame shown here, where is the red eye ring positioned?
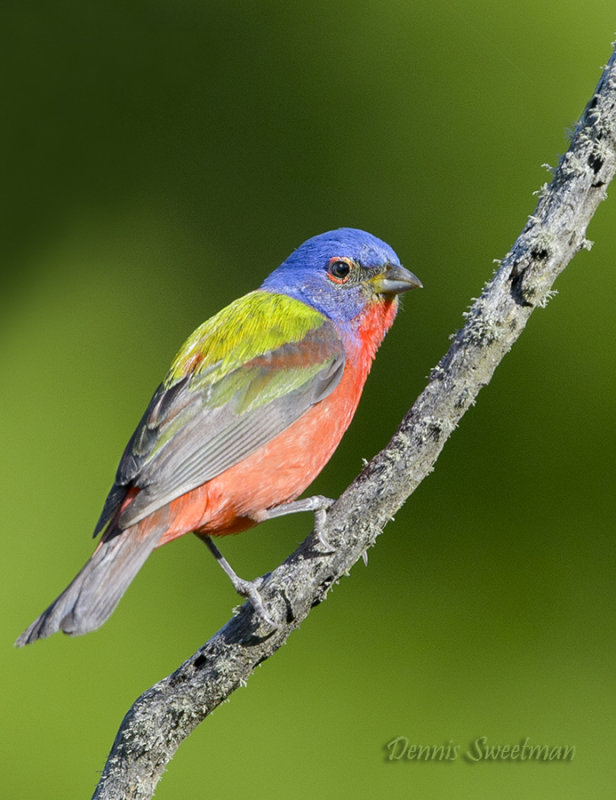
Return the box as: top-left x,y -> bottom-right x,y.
327,256 -> 354,284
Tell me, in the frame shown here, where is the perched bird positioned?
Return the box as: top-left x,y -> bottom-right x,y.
16,228 -> 421,645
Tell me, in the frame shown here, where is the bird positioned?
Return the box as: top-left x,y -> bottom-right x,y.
16,228 -> 421,646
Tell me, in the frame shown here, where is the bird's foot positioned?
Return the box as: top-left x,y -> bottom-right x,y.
202,536 -> 277,627
231,575 -> 277,627
263,495 -> 336,552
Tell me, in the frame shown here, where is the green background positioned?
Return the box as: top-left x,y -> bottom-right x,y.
2,2 -> 614,798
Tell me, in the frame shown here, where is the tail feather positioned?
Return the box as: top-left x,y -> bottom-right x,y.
15,528 -> 160,646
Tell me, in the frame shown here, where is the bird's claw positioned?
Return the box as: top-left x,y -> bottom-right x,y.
314,506 -> 336,552
233,577 -> 277,627
263,494 -> 336,553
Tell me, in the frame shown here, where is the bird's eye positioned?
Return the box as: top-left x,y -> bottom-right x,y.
327,257 -> 353,283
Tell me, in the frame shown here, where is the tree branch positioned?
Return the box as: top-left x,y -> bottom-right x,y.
92,43 -> 616,800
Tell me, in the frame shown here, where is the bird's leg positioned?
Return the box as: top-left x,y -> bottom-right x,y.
201,536 -> 276,627
261,495 -> 335,551
201,496 -> 335,625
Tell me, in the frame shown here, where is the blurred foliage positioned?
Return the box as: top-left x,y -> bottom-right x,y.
2,1 -> 615,798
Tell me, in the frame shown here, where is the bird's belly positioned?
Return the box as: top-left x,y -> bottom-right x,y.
156,361 -> 365,543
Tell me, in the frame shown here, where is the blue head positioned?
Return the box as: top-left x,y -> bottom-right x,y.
260,228 -> 420,323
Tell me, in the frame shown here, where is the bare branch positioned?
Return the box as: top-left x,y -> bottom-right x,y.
92,44 -> 616,800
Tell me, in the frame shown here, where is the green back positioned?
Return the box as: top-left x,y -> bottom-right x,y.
166,290 -> 326,389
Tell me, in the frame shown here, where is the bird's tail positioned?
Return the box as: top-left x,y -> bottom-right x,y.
15,527 -> 160,647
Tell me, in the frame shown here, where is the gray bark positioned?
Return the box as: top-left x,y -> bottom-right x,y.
92,44 -> 616,800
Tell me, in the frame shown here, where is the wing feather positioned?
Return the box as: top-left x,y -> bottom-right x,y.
94,303 -> 345,534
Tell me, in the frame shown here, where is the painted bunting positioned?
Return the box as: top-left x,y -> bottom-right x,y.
16,228 -> 421,645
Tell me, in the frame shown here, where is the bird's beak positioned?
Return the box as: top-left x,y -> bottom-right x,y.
369,263 -> 423,296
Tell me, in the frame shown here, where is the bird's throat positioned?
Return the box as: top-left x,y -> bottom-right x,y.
350,296 -> 398,369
